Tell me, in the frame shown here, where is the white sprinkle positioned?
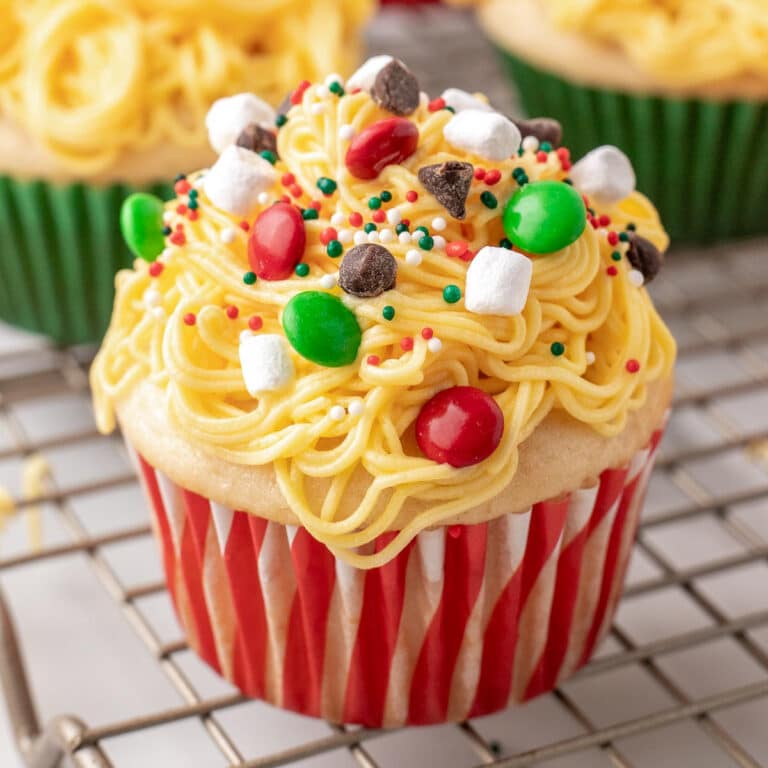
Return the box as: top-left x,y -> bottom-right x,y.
320,273 -> 337,289
329,405 -> 346,421
144,288 -> 162,308
338,229 -> 353,244
367,231 -> 380,243
398,231 -> 411,244
410,231 -> 422,243
405,249 -> 422,266
161,248 -> 174,260
386,207 -> 402,225
163,211 -> 174,225
379,228 -> 394,244
628,269 -> 645,287
427,337 -> 443,353
257,192 -> 270,206
432,235 -> 446,251
354,231 -> 368,246
151,307 -> 166,320
521,135 -> 540,153
310,103 -> 326,116
348,399 -> 365,417
316,85 -> 329,99
339,124 -> 355,141
331,212 -> 346,227
220,227 -> 237,244
325,72 -> 344,88
597,228 -> 608,239
586,351 -> 596,365
431,217 -> 447,232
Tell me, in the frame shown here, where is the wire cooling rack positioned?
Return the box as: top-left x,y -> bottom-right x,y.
1,6 -> 768,767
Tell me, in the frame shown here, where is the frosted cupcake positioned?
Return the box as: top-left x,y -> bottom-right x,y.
0,0 -> 373,344
92,56 -> 676,726
465,0 -> 768,242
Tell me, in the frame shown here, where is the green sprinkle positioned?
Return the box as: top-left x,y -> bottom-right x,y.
380,190 -> 392,202
302,208 -> 319,220
563,178 -> 574,185
499,238 -> 512,249
368,196 -> 382,210
627,223 -> 637,231
517,147 -> 524,157
382,305 -> 395,321
419,235 -> 434,251
161,226 -> 172,236
512,167 -> 526,178
260,150 -> 277,165
174,173 -> 187,182
444,106 -> 455,113
329,81 -> 345,97
188,199 -> 199,210
395,223 -> 409,234
327,240 -> 344,258
540,141 -> 552,153
276,113 -> 288,128
188,189 -> 198,199
415,225 -> 429,236
550,341 -> 565,357
243,271 -> 257,285
480,191 -> 498,209
443,285 -> 461,304
317,177 -> 337,195
611,251 -> 622,261
295,263 -> 310,277
364,222 -> 377,233
619,232 -> 630,242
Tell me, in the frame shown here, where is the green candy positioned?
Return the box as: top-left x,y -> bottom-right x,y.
120,193 -> 166,261
282,291 -> 361,367
502,181 -> 586,255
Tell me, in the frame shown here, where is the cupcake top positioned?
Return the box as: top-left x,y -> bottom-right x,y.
91,57 -> 676,567
0,0 -> 373,181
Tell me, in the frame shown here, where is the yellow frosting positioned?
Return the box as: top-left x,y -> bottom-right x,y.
0,0 -> 374,174
91,77 -> 676,567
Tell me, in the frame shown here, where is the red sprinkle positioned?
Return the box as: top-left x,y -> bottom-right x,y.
148,262 -> 163,277
556,147 -> 571,161
280,194 -> 291,204
248,316 -> 263,331
421,327 -> 434,340
290,80 -> 311,105
239,221 -> 250,231
428,97 -> 446,112
176,203 -> 187,215
187,209 -> 199,221
174,179 -> 191,195
175,223 -> 184,230
474,167 -> 487,181
484,169 -> 502,186
460,249 -> 475,262
289,184 -> 303,199
349,212 -> 363,227
366,355 -> 381,366
225,305 -> 239,319
598,214 -> 611,227
536,150 -> 548,163
607,231 -> 619,246
281,173 -> 295,187
626,359 -> 641,374
588,216 -> 599,230
372,209 -> 386,223
560,159 -> 572,171
606,266 -> 618,276
309,200 -> 322,211
406,190 -> 418,203
400,336 -> 414,351
183,312 -> 196,326
401,219 -> 411,228
446,240 -> 469,258
169,231 -> 186,246
320,227 -> 338,245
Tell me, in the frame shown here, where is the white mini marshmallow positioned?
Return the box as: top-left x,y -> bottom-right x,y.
204,146 -> 277,218
569,145 -> 636,205
205,93 -> 276,154
465,246 -> 532,316
444,110 -> 521,162
441,88 -> 494,114
239,334 -> 294,395
346,55 -> 394,92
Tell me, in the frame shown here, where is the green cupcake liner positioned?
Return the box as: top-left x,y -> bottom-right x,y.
0,176 -> 173,345
496,51 -> 768,243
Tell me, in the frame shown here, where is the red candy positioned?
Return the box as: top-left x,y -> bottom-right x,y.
345,118 -> 419,180
248,202 -> 306,281
416,386 -> 504,468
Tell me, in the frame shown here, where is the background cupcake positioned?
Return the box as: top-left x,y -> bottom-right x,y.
458,0 -> 768,243
91,57 -> 675,725
0,0 -> 374,345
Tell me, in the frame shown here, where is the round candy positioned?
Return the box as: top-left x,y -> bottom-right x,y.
120,193 -> 166,261
502,180 -> 586,255
248,202 -> 306,280
282,291 -> 361,367
345,118 -> 419,180
415,386 -> 504,468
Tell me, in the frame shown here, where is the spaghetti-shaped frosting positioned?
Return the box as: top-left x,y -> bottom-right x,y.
0,0 -> 373,173
92,75 -> 675,567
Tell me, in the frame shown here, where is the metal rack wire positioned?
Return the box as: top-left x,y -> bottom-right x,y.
1,7 -> 768,767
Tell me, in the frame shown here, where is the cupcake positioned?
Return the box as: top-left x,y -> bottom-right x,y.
91,56 -> 676,726
466,0 -> 768,243
0,0 -> 374,345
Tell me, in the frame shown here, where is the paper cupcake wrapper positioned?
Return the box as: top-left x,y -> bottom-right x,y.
128,426 -> 664,727
496,52 -> 768,243
0,175 -> 173,345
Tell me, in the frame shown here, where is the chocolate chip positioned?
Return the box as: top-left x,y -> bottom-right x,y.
339,244 -> 397,297
627,233 -> 663,283
236,123 -> 278,156
511,117 -> 563,148
371,60 -> 420,116
417,161 -> 474,219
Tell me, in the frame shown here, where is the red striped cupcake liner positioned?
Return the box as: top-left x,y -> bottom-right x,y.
129,425 -> 664,727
